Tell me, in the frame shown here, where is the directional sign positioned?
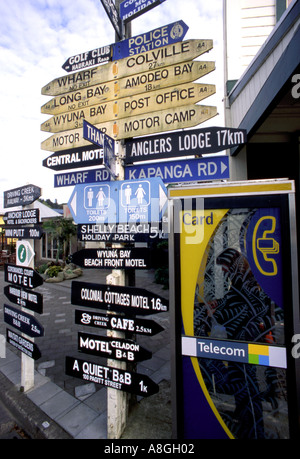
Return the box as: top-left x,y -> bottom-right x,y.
4,285 -> 43,314
4,264 -> 43,289
68,178 -> 167,224
71,281 -> 169,315
6,329 -> 41,361
100,0 -> 123,39
125,156 -> 230,183
125,127 -> 247,163
4,209 -> 40,226
71,247 -> 150,270
41,60 -> 215,116
112,20 -> 187,60
41,40 -> 213,97
4,226 -> 43,240
4,185 -> 41,208
78,331 -> 152,362
120,0 -> 166,22
43,145 -> 104,171
65,356 -> 159,397
41,83 -> 216,134
16,241 -> 35,266
62,45 -> 112,72
77,222 -> 164,242
75,310 -> 164,336
4,304 -> 44,338
42,104 -> 217,151
54,168 -> 110,188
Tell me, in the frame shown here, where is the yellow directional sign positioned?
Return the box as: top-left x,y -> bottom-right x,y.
41,40 -> 213,97
41,83 -> 216,133
41,104 -> 217,152
41,60 -> 215,116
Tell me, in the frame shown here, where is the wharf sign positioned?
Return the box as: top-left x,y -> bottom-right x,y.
41,60 -> 215,116
41,82 -> 215,134
125,156 -> 230,183
4,304 -> 44,338
113,20 -> 187,60
125,127 -> 247,163
77,222 -> 164,242
4,226 -> 43,240
66,356 -> 159,397
54,168 -> 110,188
78,331 -> 152,362
3,209 -> 40,226
42,104 -> 217,150
4,264 -> 43,289
4,285 -> 43,315
4,185 -> 41,208
6,329 -> 41,361
120,0 -> 166,22
41,40 -> 213,97
70,248 -> 150,270
71,281 -> 169,316
75,310 -> 164,336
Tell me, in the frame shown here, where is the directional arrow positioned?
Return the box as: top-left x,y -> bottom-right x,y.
6,329 -> 42,361
4,304 -> 44,338
16,241 -> 35,266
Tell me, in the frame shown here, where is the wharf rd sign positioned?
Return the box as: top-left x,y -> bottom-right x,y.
100,0 -> 123,39
4,209 -> 40,226
71,281 -> 169,315
78,331 -> 152,362
62,45 -> 112,72
77,222 -> 164,242
75,309 -> 164,336
4,285 -> 43,314
125,156 -> 230,183
42,104 -> 217,151
4,264 -> 44,289
65,356 -> 159,397
112,20 -> 188,60
4,304 -> 44,338
54,168 -> 110,188
68,178 -> 167,224
4,226 -> 43,240
41,82 -> 216,134
41,40 -> 213,97
70,248 -> 150,270
41,60 -> 215,116
4,185 -> 41,208
120,0 -> 166,22
125,126 -> 247,163
6,329 -> 41,361
43,146 -> 104,171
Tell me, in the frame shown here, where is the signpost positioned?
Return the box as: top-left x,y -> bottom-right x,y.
125,126 -> 247,163
70,247 -> 150,270
4,226 -> 43,240
54,168 -> 110,188
4,264 -> 44,289
41,40 -> 213,97
78,331 -> 152,362
3,209 -> 40,226
4,304 -> 44,338
4,185 -> 41,208
6,329 -> 41,361
4,285 -> 43,315
43,146 -> 104,171
62,45 -> 112,72
65,356 -> 159,397
16,241 -> 35,267
120,0 -> 166,22
41,60 -> 215,116
71,281 -> 169,315
75,310 -> 164,336
100,0 -> 124,39
125,156 -> 230,183
77,222 -> 164,242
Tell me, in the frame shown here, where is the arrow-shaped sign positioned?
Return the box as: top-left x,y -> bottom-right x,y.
4,264 -> 43,290
4,285 -> 43,315
4,304 -> 44,338
7,329 -> 42,361
120,0 -> 166,22
100,0 -> 123,39
62,45 -> 112,72
16,241 -> 35,266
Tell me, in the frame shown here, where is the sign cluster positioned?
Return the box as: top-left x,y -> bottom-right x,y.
2,185 -> 44,362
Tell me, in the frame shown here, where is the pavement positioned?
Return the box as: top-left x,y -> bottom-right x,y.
0,267 -> 172,439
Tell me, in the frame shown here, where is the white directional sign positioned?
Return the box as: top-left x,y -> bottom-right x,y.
16,241 -> 35,267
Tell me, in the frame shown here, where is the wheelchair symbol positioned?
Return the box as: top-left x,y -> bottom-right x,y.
252,216 -> 279,276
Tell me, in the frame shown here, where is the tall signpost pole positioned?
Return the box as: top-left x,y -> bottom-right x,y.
106,0 -> 131,439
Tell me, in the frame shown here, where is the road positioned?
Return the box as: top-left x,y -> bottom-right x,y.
0,397 -> 30,439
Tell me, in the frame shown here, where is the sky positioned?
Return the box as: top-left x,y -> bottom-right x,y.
0,0 -> 224,205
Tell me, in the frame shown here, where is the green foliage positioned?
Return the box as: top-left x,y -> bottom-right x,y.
45,265 -> 63,278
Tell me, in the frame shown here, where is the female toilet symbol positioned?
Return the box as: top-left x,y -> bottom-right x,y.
135,184 -> 146,204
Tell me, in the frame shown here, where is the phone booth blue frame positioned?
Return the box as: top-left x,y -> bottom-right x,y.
168,180 -> 300,439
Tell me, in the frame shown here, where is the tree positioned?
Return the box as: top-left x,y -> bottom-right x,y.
43,218 -> 77,263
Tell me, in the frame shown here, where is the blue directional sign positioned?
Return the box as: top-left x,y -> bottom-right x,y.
68,178 -> 167,224
125,156 -> 230,184
54,168 -> 111,188
120,0 -> 166,22
113,20 -> 188,60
